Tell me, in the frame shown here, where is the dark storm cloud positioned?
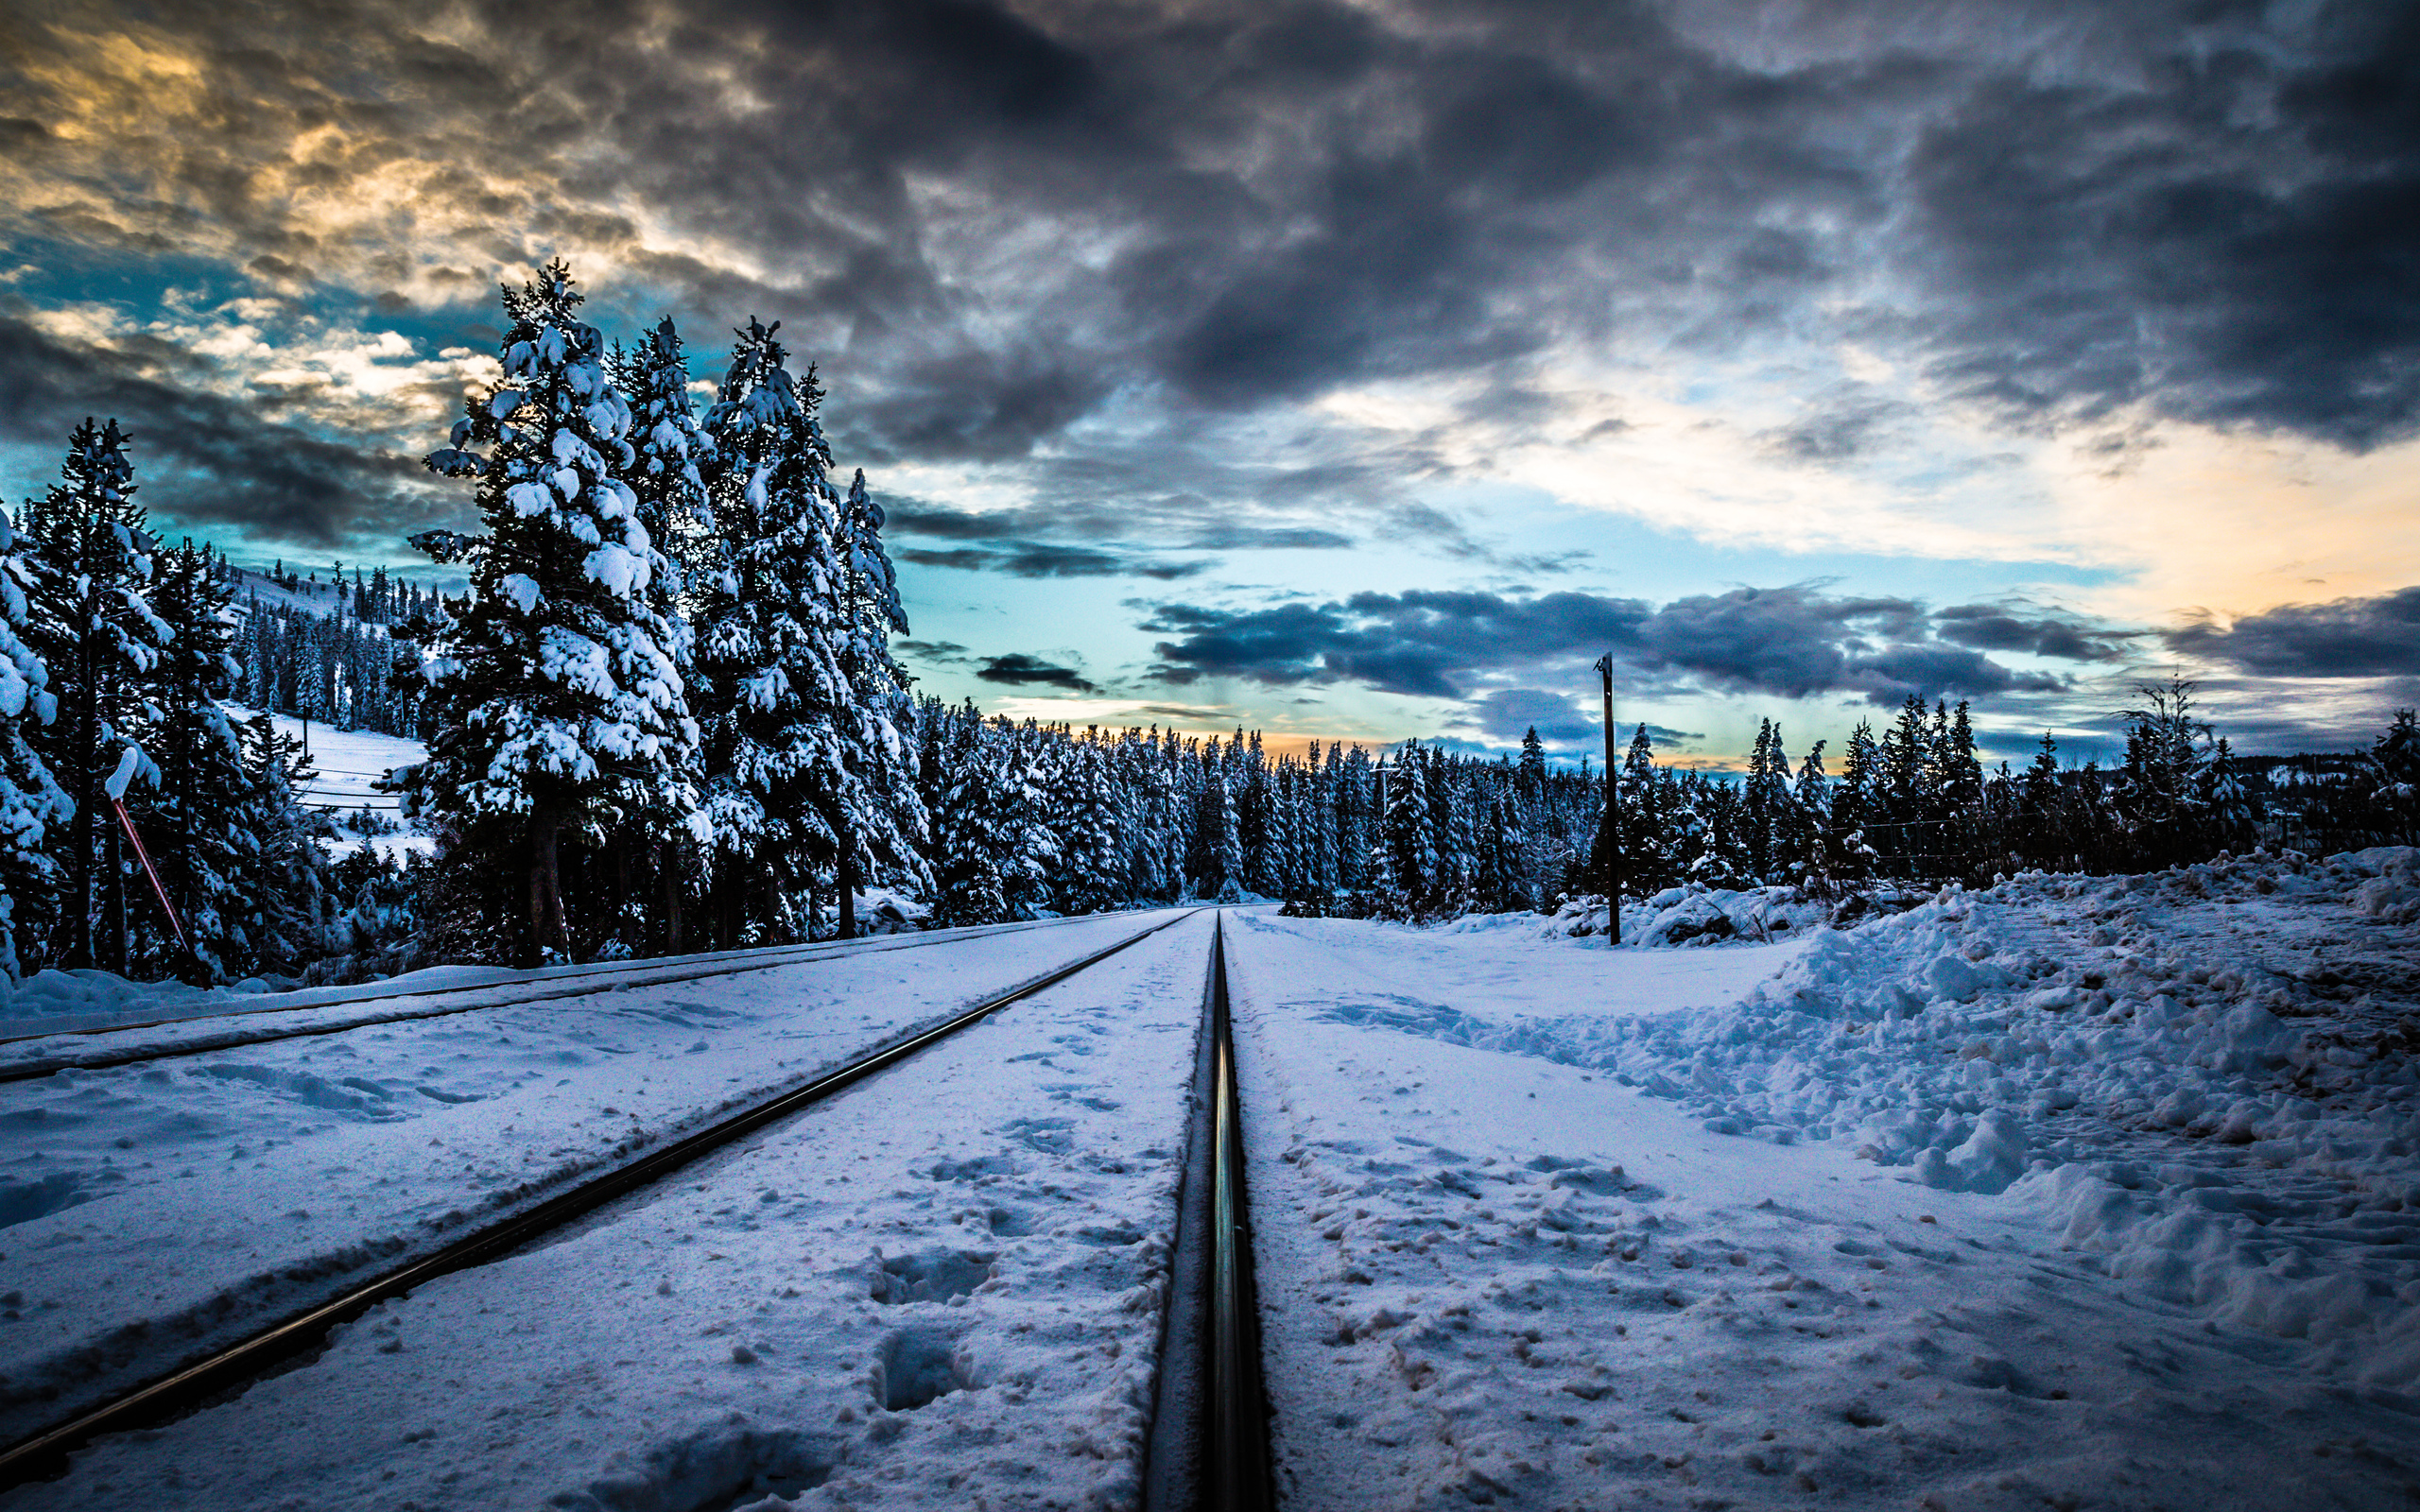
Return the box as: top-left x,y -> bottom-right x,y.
975,652 -> 1098,694
894,541 -> 1210,579
1144,583 -> 2064,706
2166,588 -> 2420,678
0,313 -> 439,548
1904,7 -> 2420,448
1934,603 -> 2132,661
7,0 -> 2418,575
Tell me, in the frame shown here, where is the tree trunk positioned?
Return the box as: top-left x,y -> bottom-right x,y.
64,648 -> 98,971
529,812 -> 569,963
836,823 -> 857,940
657,841 -> 684,956
612,836 -> 631,951
101,817 -> 127,974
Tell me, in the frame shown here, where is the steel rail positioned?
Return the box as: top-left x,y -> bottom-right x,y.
0,913 -> 1125,1082
1144,911 -> 1274,1511
0,907 -> 1205,1491
1203,913 -> 1276,1510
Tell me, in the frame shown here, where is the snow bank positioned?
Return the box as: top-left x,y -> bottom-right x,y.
1527,883 -> 1853,948
1511,848 -> 2420,1383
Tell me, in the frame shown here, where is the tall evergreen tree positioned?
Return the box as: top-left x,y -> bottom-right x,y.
690,317 -> 864,941
141,541 -> 255,979
827,468 -> 929,936
0,504 -> 70,978
22,418 -> 170,971
407,260 -> 703,962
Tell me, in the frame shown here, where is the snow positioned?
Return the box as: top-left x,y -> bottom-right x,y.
100,745 -> 141,802
4,851 -> 2415,1506
1221,864 -> 2420,1508
0,910 -> 1197,1475
221,705 -> 430,861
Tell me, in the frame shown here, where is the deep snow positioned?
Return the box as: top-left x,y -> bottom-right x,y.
1221,849 -> 2420,1509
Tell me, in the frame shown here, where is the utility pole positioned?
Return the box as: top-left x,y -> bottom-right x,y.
1594,655 -> 1621,946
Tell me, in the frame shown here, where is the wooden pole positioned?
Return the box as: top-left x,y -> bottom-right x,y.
110,795 -> 197,969
1595,655 -> 1621,946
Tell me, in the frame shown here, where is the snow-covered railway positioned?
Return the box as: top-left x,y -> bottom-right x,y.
0,914 -> 1115,1085
0,910 -> 1214,1497
0,909 -> 1206,1494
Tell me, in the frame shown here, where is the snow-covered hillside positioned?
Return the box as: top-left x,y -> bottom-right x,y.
221,704 -> 429,861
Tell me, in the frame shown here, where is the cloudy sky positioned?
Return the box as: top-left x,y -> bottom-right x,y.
3,0 -> 2416,765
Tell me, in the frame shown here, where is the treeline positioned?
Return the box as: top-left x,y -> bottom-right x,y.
1603,685 -> 2419,902
0,424 -> 352,981
908,709 -> 1604,924
233,583 -> 431,737
899,690 -> 2420,929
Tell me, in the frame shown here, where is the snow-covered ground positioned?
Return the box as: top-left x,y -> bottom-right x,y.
6,908 -> 1214,1511
0,911 -> 1187,1453
1224,849 -> 2420,1509
5,851 -> 2415,1510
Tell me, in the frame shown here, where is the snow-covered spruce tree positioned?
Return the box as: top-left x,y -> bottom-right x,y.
691,318 -> 865,944
927,710 -> 1008,927
0,504 -> 71,979
21,419 -> 171,971
615,318 -> 718,602
828,468 -> 930,935
2372,709 -> 2420,842
139,541 -> 258,980
233,713 -> 333,974
1054,736 -> 1124,913
609,316 -> 717,951
408,261 -> 703,964
994,718 -> 1061,918
1379,743 -> 1438,915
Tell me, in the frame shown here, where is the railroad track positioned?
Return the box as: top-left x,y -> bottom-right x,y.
0,912 -> 1118,1084
1146,911 -> 1277,1512
0,907 -> 1231,1491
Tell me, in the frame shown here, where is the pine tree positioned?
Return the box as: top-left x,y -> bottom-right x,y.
22,419 -> 171,971
141,541 -> 256,979
690,318 -> 866,940
407,261 -> 703,963
1380,744 -> 1438,909
2372,709 -> 2420,841
233,713 -> 332,973
0,503 -> 70,978
828,468 -> 929,935
604,316 -> 718,951
928,712 -> 1007,927
616,316 -> 717,612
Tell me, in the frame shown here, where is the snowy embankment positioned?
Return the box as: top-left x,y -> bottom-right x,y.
1257,854 -> 2420,1385
1512,882 -> 1847,948
1562,848 -> 2420,1384
0,912 -> 1180,1451
1223,889 -> 2420,1510
6,911 -> 1217,1512
226,706 -> 431,862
